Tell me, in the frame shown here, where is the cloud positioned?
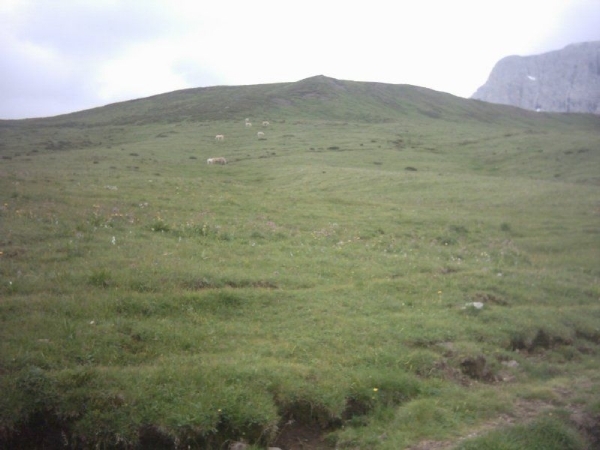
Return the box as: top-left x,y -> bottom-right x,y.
0,0 -> 193,117
8,1 -> 181,59
172,60 -> 224,88
530,0 -> 600,53
1,0 -> 599,119
0,29 -> 99,118
95,40 -> 188,102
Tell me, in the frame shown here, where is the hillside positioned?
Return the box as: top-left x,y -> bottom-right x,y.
0,75 -> 577,128
0,76 -> 599,449
472,41 -> 600,114
2,75 -> 599,184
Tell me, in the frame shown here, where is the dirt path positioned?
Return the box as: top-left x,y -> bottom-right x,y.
408,384 -> 599,450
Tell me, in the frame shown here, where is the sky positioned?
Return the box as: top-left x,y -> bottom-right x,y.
1,0 -> 599,120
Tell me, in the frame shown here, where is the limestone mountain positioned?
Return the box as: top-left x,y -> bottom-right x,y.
471,41 -> 600,114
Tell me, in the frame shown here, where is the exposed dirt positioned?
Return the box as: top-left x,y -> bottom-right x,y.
2,392 -> 597,450
272,419 -> 335,450
271,399 -> 593,450
270,391 -> 595,450
2,365 -> 597,450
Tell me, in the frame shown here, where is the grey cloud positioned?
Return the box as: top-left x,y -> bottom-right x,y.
2,1 -> 598,120
1,2 -> 189,118
536,2 -> 600,52
0,69 -> 99,119
0,37 -> 99,118
11,2 -> 184,60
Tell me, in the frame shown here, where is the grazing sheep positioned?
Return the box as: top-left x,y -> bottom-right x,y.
215,134 -> 225,141
245,122 -> 252,128
262,121 -> 270,126
257,131 -> 265,138
207,157 -> 227,165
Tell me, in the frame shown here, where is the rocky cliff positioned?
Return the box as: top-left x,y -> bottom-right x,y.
471,41 -> 600,114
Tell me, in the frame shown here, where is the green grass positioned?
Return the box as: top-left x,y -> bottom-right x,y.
0,77 -> 599,448
455,413 -> 586,450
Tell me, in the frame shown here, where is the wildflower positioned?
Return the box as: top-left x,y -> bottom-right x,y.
373,388 -> 378,392
111,236 -> 116,245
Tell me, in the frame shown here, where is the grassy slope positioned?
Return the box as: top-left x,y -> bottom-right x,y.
0,76 -> 599,449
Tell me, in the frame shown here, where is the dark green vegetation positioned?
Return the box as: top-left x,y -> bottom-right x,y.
1,75 -> 599,449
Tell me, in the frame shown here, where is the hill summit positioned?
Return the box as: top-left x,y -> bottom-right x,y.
471,41 -> 600,114
18,74 -> 542,127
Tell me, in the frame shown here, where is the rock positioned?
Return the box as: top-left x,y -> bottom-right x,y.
472,41 -> 600,114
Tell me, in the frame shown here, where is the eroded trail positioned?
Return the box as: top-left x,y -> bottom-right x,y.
408,380 -> 600,450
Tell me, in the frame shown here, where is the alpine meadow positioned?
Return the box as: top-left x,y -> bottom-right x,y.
1,75 -> 599,449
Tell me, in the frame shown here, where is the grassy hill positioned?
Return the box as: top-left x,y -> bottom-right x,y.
1,76 -> 599,449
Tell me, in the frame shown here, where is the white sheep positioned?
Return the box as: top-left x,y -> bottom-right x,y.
215,134 -> 225,141
207,157 -> 227,165
245,122 -> 252,128
257,131 -> 265,138
262,121 -> 270,126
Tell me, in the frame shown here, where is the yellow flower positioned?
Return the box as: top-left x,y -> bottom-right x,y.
373,388 -> 378,392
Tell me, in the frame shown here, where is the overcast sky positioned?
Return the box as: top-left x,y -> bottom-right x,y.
1,0 -> 599,120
